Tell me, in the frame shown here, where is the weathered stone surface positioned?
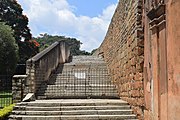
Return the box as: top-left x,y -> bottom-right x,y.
96,0 -> 144,118
12,75 -> 28,103
9,99 -> 137,120
26,42 -> 70,94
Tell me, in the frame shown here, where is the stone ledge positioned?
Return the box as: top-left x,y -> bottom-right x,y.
13,75 -> 27,78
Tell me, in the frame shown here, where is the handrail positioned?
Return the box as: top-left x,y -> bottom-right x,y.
26,41 -> 70,94
30,42 -> 59,62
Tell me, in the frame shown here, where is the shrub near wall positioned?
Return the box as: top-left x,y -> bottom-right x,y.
0,104 -> 15,120
99,0 -> 144,119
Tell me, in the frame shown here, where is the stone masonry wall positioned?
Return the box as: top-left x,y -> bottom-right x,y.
12,42 -> 70,103
98,0 -> 144,119
12,75 -> 28,103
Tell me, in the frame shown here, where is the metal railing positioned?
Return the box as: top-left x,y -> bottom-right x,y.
37,66 -> 118,99
0,75 -> 12,109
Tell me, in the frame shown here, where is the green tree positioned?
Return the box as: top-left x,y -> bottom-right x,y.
0,0 -> 38,63
35,34 -> 90,56
0,22 -> 19,75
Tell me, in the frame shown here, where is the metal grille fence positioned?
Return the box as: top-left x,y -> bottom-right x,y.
38,66 -> 118,99
0,75 -> 12,109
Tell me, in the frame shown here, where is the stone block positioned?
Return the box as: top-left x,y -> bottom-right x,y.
134,72 -> 143,81
130,90 -> 141,97
133,81 -> 143,90
144,110 -> 153,120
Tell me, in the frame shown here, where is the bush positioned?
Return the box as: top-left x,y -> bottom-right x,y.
0,104 -> 15,119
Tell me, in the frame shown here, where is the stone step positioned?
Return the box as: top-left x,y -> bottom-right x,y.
42,91 -> 117,94
38,90 -> 119,96
52,75 -> 110,79
40,93 -> 118,97
42,88 -> 117,91
45,86 -> 102,90
42,89 -> 117,95
40,83 -> 117,98
11,99 -> 137,119
16,99 -> 128,107
46,84 -> 116,87
45,81 -> 115,85
58,67 -> 108,69
64,64 -> 107,66
40,87 -> 117,93
47,90 -> 117,92
52,76 -> 110,79
37,96 -> 119,99
12,109 -> 133,115
53,78 -> 111,80
43,89 -> 117,93
66,61 -> 106,63
58,66 -> 108,70
14,105 -> 131,111
38,86 -> 118,90
37,94 -> 119,99
41,96 -> 119,99
52,80 -> 112,84
38,85 -> 118,90
58,66 -> 107,69
9,114 -> 137,120
39,88 -> 118,93
41,85 -> 117,91
49,75 -> 111,81
51,81 -> 113,85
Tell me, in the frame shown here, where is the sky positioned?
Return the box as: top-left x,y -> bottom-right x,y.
16,0 -> 118,52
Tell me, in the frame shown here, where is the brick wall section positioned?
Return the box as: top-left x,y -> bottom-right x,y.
98,0 -> 144,119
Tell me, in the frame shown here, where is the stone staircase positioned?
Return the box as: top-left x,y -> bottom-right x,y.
9,56 -> 137,119
37,56 -> 119,99
9,99 -> 137,120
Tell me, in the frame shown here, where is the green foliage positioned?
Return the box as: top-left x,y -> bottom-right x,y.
0,104 -> 15,118
0,22 -> 19,75
0,0 -> 31,41
0,0 -> 38,63
34,34 -> 90,56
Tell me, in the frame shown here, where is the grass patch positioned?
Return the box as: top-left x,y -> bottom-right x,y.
0,104 -> 15,119
0,91 -> 12,108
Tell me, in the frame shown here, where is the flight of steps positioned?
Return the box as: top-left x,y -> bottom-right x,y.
9,56 -> 137,119
9,99 -> 137,120
37,56 -> 119,99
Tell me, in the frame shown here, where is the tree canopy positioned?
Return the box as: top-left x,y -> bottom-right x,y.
0,22 -> 19,75
34,34 -> 90,56
0,0 -> 38,63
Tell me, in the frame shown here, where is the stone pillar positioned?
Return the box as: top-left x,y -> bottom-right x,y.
12,75 -> 27,103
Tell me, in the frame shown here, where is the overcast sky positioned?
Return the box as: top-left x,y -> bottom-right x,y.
17,0 -> 118,52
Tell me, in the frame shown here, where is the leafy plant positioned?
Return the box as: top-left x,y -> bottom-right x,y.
0,104 -> 15,119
